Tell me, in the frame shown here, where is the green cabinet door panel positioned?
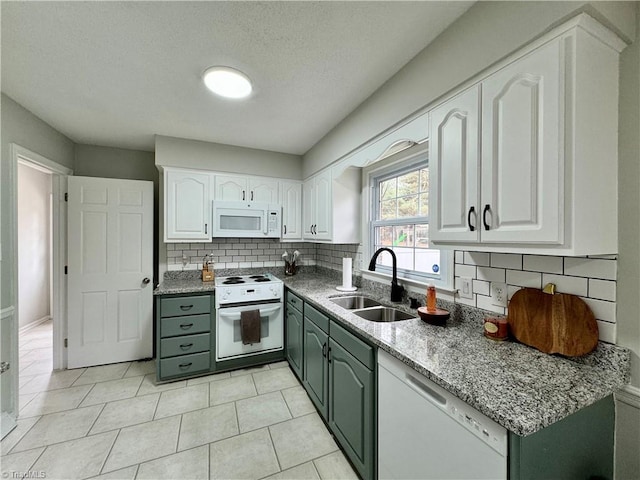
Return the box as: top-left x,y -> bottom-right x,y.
285,304 -> 304,380
329,338 -> 374,480
303,317 -> 329,419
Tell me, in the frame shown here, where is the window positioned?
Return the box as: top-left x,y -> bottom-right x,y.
368,146 -> 449,285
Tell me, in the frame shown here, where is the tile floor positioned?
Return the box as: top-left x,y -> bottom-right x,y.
1,320 -> 359,480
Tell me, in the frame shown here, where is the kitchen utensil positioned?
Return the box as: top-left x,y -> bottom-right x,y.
507,285 -> 598,356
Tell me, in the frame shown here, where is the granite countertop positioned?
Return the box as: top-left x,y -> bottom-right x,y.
154,269 -> 631,436
154,276 -> 216,295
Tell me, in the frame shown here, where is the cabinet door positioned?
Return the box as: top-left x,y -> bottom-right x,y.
249,178 -> 279,203
302,178 -> 315,239
313,172 -> 332,240
303,318 -> 329,419
280,181 -> 302,240
214,175 -> 248,201
481,39 -> 563,244
430,86 -> 481,243
165,169 -> 211,241
328,338 -> 374,480
285,305 -> 303,380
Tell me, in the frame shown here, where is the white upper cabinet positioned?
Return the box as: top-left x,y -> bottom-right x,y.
214,174 -> 279,203
164,168 -> 212,242
429,14 -> 625,255
303,167 -> 360,243
480,39 -> 562,244
429,85 -> 481,244
280,181 -> 303,240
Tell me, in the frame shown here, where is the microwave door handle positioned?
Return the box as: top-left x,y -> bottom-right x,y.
264,212 -> 269,236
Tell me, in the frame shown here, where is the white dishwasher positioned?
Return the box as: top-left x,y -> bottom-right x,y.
378,350 -> 508,480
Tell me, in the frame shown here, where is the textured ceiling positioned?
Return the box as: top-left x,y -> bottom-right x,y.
2,1 -> 474,154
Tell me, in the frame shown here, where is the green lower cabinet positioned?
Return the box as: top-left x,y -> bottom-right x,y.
285,303 -> 304,380
509,395 -> 615,480
328,338 -> 374,480
303,317 -> 329,419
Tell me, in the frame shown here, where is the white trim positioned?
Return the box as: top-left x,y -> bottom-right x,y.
11,143 -> 71,372
616,385 -> 640,409
19,315 -> 51,334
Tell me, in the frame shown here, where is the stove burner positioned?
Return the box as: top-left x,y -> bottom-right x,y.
249,275 -> 268,279
254,278 -> 270,282
223,279 -> 245,285
226,276 -> 243,280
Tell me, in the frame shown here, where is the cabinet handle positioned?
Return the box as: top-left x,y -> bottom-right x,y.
242,190 -> 246,201
178,362 -> 193,369
467,206 -> 476,232
179,305 -> 193,311
205,223 -> 207,234
284,225 -> 287,235
180,323 -> 194,329
180,343 -> 193,349
322,342 -> 327,358
483,204 -> 491,230
251,191 -> 254,201
327,346 -> 332,363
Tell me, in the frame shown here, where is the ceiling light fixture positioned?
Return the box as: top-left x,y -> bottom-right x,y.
202,66 -> 252,99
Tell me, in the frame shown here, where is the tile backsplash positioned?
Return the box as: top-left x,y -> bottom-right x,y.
166,242 -> 617,344
454,251 -> 617,344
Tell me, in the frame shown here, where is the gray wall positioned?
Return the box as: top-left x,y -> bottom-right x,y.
615,5 -> 640,478
302,1 -> 637,178
74,144 -> 160,283
17,164 -> 52,328
1,93 -> 75,310
155,135 -> 302,180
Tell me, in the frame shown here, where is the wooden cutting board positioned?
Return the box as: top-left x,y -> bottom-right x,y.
507,287 -> 598,356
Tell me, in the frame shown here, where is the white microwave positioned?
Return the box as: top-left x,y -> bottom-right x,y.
211,201 -> 281,238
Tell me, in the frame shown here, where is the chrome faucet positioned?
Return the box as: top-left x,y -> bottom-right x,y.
368,247 -> 405,302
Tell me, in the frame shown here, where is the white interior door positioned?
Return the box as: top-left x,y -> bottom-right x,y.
67,176 -> 153,368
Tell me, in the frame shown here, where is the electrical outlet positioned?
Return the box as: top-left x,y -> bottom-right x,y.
491,282 -> 508,307
459,277 -> 473,299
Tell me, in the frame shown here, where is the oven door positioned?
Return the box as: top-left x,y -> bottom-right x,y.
216,301 -> 283,361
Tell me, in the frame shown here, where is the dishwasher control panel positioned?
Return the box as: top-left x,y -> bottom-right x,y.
447,400 -> 507,454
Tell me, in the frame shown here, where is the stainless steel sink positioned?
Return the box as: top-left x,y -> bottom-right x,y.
352,306 -> 417,322
330,296 -> 382,310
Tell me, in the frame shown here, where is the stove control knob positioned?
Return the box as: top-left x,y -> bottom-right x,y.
226,289 -> 231,295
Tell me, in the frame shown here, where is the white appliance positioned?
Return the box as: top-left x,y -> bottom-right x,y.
211,201 -> 281,238
215,274 -> 284,361
378,350 -> 508,480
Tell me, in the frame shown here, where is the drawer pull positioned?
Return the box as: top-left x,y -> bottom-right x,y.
180,305 -> 194,311
178,362 -> 193,369
180,343 -> 194,349
180,323 -> 194,329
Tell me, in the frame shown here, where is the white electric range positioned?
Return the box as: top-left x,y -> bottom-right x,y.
214,274 -> 284,361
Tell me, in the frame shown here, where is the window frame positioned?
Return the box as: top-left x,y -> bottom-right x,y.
363,142 -> 453,290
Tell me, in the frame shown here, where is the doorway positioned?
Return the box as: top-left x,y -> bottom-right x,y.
0,144 -> 71,438
17,162 -> 54,378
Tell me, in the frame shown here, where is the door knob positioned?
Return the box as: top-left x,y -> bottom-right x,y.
142,278 -> 150,285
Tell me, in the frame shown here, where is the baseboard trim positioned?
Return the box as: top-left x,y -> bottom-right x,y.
19,315 -> 51,334
616,385 -> 640,409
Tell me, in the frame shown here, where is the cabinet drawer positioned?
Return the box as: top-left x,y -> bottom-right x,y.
305,303 -> 329,333
160,333 -> 210,358
160,295 -> 211,317
330,320 -> 374,370
160,352 -> 210,379
161,314 -> 211,338
286,291 -> 303,311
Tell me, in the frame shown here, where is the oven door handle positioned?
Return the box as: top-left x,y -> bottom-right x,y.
218,305 -> 281,318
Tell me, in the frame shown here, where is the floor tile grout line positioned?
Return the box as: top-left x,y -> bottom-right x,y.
266,425 -> 284,474
85,402 -> 108,437
97,427 -> 122,476
2,415 -> 42,456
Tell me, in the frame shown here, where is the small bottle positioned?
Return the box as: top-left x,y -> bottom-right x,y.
426,284 -> 437,312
